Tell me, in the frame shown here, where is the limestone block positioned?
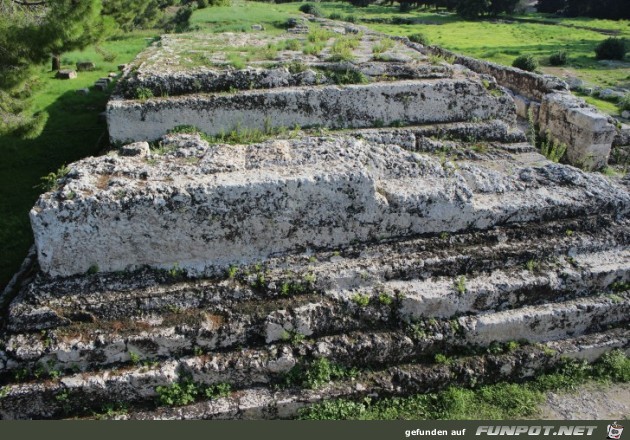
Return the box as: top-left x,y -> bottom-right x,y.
30,134 -> 629,277
76,61 -> 96,72
107,79 -> 515,143
539,93 -> 617,169
56,70 -> 77,80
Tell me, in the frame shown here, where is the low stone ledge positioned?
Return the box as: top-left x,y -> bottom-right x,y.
107,79 -> 515,143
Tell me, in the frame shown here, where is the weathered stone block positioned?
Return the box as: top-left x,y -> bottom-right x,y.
56,70 -> 77,80
539,93 -> 617,169
76,61 -> 96,72
107,79 -> 515,143
30,133 -> 629,277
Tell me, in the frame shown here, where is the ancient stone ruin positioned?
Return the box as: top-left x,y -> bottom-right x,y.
0,19 -> 628,419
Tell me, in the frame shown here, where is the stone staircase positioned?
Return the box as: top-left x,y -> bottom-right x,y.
0,20 -> 628,420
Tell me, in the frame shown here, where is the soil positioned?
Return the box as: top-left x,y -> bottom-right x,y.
537,382 -> 630,420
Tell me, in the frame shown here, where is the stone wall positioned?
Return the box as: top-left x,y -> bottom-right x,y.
107,79 -> 514,143
409,42 -> 620,170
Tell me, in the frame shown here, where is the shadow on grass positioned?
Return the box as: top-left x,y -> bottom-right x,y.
0,84 -> 111,290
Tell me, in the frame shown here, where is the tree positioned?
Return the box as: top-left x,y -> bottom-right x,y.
0,0 -> 106,137
488,0 -> 519,16
456,0 -> 490,19
536,0 -> 565,13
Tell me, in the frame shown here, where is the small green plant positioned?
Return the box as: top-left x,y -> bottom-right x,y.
226,265 -> 238,279
539,133 -> 567,163
439,231 -> 449,240
227,53 -> 246,70
327,69 -> 369,85
129,351 -> 141,365
283,358 -> 358,389
134,86 -> 154,100
454,275 -> 466,295
351,293 -> 370,307
512,54 -> 538,72
595,37 -> 627,61
372,38 -> 395,55
409,33 -> 430,45
378,292 -> 393,305
548,51 -> 567,66
565,229 -> 574,237
38,164 -> 70,191
525,259 -> 539,272
204,382 -> 231,399
610,281 -> 630,293
86,264 -> 99,275
55,390 -> 70,402
434,353 -> 450,364
282,329 -> 306,345
166,263 -> 186,280
156,377 -> 199,407
287,61 -> 308,74
283,39 -> 302,51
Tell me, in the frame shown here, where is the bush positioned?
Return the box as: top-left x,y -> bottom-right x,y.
409,33 -> 430,45
197,0 -> 208,7
617,93 -> 630,112
328,12 -> 342,20
399,1 -> 412,12
349,0 -> 373,6
595,38 -> 627,61
512,54 -> 538,72
536,0 -> 565,13
548,51 -> 567,66
299,3 -> 323,17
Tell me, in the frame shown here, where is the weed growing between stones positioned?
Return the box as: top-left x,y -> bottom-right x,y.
37,164 -> 70,192
156,374 -> 232,407
454,275 -> 466,295
298,350 -> 630,419
539,132 -> 567,163
282,358 -> 359,389
351,293 -> 371,307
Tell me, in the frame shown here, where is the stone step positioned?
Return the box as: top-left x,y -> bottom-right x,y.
30,133 -> 629,278
116,62 -> 454,99
107,78 -> 515,143
2,328 -> 620,420
8,214 -> 629,332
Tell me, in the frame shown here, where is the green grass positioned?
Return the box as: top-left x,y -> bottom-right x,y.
189,1 -> 298,34
298,349 -> 630,420
275,2 -> 630,112
0,30 -> 158,290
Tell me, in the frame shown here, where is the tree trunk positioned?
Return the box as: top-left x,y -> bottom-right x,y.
51,54 -> 60,71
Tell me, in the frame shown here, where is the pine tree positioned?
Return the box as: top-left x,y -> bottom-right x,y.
0,0 -> 106,137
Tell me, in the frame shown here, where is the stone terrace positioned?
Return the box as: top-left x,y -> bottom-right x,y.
0,17 -> 628,420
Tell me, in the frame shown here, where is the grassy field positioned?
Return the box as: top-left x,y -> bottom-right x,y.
272,2 -> 630,114
0,31 -> 158,289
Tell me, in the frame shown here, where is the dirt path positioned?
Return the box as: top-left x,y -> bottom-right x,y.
537,382 -> 630,420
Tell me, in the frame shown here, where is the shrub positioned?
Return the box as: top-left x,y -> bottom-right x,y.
399,1 -> 412,12
197,0 -> 209,7
548,51 -> 567,66
512,54 -> 538,72
299,3 -> 323,17
328,12 -> 342,20
409,33 -> 430,45
618,93 -> 630,112
595,38 -> 627,61
349,0 -> 373,6
456,0 -> 490,19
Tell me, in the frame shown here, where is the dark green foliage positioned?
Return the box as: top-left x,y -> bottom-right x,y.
299,3 -> 323,17
595,38 -> 626,61
512,54 -> 538,71
536,0 -> 566,13
549,51 -> 567,66
327,69 -> 369,85
488,0 -> 519,15
349,0 -> 375,6
156,375 -> 232,406
456,0 -> 490,19
409,33 -> 430,45
283,358 -> 358,389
